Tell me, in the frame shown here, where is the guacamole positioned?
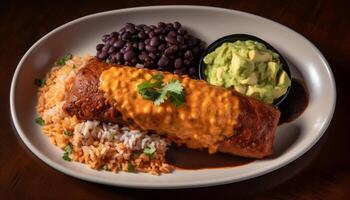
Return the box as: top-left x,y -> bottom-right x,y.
204,40 -> 291,104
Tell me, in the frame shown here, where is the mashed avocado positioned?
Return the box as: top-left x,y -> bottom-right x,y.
204,40 -> 291,104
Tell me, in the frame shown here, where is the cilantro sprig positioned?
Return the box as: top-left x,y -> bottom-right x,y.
143,147 -> 156,158
62,144 -> 72,161
35,117 -> 45,126
63,130 -> 71,136
137,73 -> 185,106
34,78 -> 45,87
127,163 -> 135,172
55,53 -> 72,66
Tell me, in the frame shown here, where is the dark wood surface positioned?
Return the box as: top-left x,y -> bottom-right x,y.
1,0 -> 349,199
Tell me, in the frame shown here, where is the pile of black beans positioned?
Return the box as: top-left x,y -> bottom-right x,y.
96,22 -> 206,77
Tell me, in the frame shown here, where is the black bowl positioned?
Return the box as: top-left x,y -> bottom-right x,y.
198,34 -> 291,107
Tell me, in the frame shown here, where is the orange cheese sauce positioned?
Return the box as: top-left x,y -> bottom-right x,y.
99,67 -> 240,153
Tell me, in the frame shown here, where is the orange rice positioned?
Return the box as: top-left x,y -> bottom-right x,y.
36,55 -> 173,175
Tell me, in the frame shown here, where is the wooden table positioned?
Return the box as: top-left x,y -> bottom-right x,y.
1,1 -> 349,199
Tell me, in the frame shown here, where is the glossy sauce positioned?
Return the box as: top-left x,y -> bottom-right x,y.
166,145 -> 254,169
100,67 -> 307,170
99,67 -> 240,153
166,78 -> 308,170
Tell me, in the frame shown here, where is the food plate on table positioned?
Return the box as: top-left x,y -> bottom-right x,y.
10,6 -> 336,188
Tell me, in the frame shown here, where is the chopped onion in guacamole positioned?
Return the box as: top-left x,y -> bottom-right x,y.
204,40 -> 291,104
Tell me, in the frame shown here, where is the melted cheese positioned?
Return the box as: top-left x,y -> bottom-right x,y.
100,67 -> 240,153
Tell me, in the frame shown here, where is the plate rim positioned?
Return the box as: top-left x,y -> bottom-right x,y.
10,5 -> 336,189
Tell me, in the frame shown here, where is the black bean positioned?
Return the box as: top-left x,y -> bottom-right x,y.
138,53 -> 146,61
158,22 -> 166,28
144,27 -> 151,34
174,22 -> 181,29
178,44 -> 187,50
108,37 -> 116,45
97,52 -> 108,60
101,44 -> 110,52
150,37 -> 160,46
183,59 -> 191,66
137,24 -> 145,29
102,34 -> 110,42
167,31 -> 177,38
110,55 -> 117,63
131,58 -> 138,65
177,28 -> 186,35
184,50 -> 193,60
174,58 -> 182,68
113,40 -> 124,49
138,42 -> 145,51
189,67 -> 196,75
119,27 -> 126,33
145,45 -> 156,53
176,35 -> 184,44
116,52 -> 123,62
97,22 -> 206,78
157,55 -> 169,67
154,28 -> 162,34
138,31 -> 146,39
166,23 -> 174,29
108,47 -> 116,54
165,36 -> 177,44
135,26 -> 142,31
158,43 -> 166,51
112,31 -> 119,37
125,46 -> 134,52
121,32 -> 130,41
96,43 -> 104,51
144,57 -> 154,67
124,50 -> 136,61
149,52 -> 156,60
164,47 -> 174,56
159,35 -> 165,41
164,45 -> 178,56
126,26 -> 136,34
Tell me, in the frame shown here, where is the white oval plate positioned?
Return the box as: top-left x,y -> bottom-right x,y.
10,6 -> 336,189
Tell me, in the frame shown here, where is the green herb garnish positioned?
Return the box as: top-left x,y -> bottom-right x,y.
127,163 -> 135,172
55,53 -> 72,66
35,117 -> 45,126
62,144 -> 72,161
143,147 -> 156,157
72,64 -> 76,69
34,78 -> 45,87
63,130 -> 71,136
137,73 -> 185,106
